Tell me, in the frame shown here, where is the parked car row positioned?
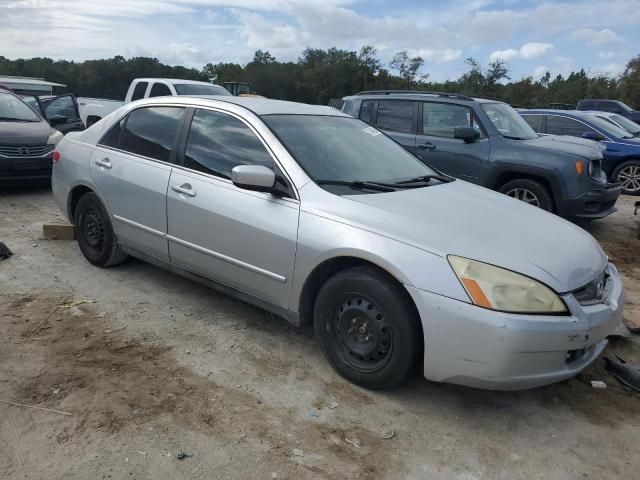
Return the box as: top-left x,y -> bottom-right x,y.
341,90 -> 622,218
49,94 -> 624,391
519,109 -> 640,195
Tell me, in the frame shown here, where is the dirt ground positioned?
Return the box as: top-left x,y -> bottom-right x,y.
1,187 -> 639,480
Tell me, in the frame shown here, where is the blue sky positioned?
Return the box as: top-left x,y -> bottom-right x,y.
2,0 -> 638,81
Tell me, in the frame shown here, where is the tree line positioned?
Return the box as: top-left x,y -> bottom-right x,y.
1,47 -> 639,108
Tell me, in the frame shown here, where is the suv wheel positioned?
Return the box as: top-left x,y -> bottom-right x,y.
613,160 -> 640,195
313,266 -> 421,390
74,192 -> 127,267
499,179 -> 553,211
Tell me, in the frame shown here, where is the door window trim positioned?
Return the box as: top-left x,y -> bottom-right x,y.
542,113 -> 611,141
417,101 -> 487,139
173,106 -> 300,202
373,99 -> 417,134
96,104 -> 190,166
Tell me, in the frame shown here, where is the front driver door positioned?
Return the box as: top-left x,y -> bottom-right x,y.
414,101 -> 490,183
43,94 -> 85,134
167,108 -> 299,309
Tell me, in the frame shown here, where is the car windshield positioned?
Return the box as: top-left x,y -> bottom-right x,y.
172,83 -> 232,96
584,113 -> 634,139
0,92 -> 40,122
610,113 -> 640,136
262,115 -> 437,190
482,102 -> 538,140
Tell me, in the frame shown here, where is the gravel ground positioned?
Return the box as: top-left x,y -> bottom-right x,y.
1,186 -> 639,480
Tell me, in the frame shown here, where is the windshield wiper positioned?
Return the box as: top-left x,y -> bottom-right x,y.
0,117 -> 35,122
315,180 -> 397,192
395,174 -> 454,185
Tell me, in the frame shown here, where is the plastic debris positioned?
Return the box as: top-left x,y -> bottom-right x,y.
379,429 -> 395,439
292,448 -> 304,457
344,438 -> 361,448
604,356 -> 640,392
308,410 -> 320,418
271,473 -> 278,479
95,312 -> 107,319
327,401 -> 339,409
177,451 -> 193,460
590,380 -> 607,389
0,242 -> 12,260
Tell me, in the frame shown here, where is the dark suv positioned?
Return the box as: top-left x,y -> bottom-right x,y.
341,91 -> 621,219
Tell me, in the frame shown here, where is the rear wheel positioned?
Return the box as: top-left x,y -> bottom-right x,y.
74,192 -> 127,267
499,178 -> 553,211
612,160 -> 640,195
313,266 -> 421,390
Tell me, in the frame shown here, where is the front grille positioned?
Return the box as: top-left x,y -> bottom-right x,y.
573,270 -> 608,305
0,144 -> 54,158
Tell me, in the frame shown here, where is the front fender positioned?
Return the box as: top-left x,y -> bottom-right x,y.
289,211 -> 469,314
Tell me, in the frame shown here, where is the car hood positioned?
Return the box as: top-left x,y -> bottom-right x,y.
0,120 -> 52,145
310,181 -> 607,293
516,135 -> 604,160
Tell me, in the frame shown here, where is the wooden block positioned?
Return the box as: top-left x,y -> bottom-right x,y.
43,223 -> 76,240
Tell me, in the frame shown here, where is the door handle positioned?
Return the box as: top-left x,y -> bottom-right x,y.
417,142 -> 436,151
94,158 -> 112,169
171,183 -> 196,197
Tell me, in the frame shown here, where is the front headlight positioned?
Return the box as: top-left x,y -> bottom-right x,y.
448,255 -> 568,314
47,130 -> 63,146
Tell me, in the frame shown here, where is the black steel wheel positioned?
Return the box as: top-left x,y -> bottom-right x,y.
74,192 -> 127,267
314,266 -> 421,390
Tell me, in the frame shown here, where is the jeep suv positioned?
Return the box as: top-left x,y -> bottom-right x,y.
341,91 -> 621,219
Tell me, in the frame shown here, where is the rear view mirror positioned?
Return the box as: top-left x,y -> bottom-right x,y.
454,126 -> 481,143
231,165 -> 276,193
48,115 -> 68,126
582,131 -> 605,142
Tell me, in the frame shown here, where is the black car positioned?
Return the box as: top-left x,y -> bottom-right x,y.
20,93 -> 85,135
577,99 -> 640,125
0,89 -> 67,182
340,90 -> 621,220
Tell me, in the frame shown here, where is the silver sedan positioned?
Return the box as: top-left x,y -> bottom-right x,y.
51,96 -> 624,390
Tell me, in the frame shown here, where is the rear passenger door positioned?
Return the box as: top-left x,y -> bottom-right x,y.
43,94 -> 85,134
91,105 -> 187,261
166,108 -> 299,309
371,100 -> 417,153
414,102 -> 489,183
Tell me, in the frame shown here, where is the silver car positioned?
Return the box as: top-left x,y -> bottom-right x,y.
52,96 -> 624,390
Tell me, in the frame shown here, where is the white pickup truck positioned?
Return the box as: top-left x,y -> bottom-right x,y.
78,78 -> 230,127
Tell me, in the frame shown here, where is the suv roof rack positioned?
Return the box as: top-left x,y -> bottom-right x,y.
355,90 -> 474,101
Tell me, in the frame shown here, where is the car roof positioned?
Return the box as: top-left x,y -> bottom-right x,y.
132,95 -> 350,117
343,91 -> 501,105
520,109 -> 588,116
135,78 -> 217,85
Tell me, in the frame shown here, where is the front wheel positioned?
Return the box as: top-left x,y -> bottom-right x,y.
612,160 -> 640,195
74,192 -> 127,267
313,266 -> 421,390
499,178 -> 553,212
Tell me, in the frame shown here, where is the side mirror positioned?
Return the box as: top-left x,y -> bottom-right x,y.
231,165 -> 277,193
454,126 -> 480,143
582,131 -> 605,142
48,115 -> 68,126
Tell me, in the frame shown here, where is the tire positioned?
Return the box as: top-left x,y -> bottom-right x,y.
313,266 -> 421,390
74,192 -> 127,267
498,178 -> 553,211
612,160 -> 640,195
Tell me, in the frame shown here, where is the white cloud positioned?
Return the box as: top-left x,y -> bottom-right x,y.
489,43 -> 553,63
519,42 -> 554,59
409,49 -> 462,63
591,63 -> 625,77
570,28 -> 624,46
598,51 -> 617,59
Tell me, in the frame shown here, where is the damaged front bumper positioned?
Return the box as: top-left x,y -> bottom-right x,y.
406,263 -> 624,390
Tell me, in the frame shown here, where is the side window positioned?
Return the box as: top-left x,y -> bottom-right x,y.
358,100 -> 374,123
375,100 -> 414,134
183,109 -> 274,179
546,116 -> 592,137
130,82 -> 148,101
100,117 -> 125,148
44,96 -> 79,121
117,107 -> 185,162
148,82 -> 172,98
422,102 -> 476,138
522,115 -> 543,132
